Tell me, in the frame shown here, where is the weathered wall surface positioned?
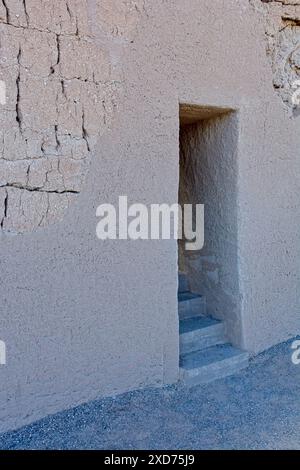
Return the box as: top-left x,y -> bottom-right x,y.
0,0 -> 135,233
0,0 -> 299,432
251,0 -> 300,114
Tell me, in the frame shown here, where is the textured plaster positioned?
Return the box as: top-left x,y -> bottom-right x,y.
0,0 -> 299,433
0,0 -> 137,233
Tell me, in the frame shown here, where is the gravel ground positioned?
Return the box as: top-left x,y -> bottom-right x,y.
0,338 -> 299,450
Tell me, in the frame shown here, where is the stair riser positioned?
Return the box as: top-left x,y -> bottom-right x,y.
180,356 -> 249,386
180,325 -> 226,355
179,298 -> 206,320
178,274 -> 189,293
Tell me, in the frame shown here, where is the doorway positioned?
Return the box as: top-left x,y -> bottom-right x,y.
178,104 -> 241,344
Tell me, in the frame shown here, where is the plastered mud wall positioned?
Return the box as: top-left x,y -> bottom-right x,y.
0,0 -> 144,233
251,0 -> 300,114
0,0 -> 299,433
0,0 -> 297,232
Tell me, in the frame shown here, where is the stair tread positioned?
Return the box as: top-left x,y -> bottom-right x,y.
180,343 -> 248,370
179,316 -> 221,335
178,292 -> 202,302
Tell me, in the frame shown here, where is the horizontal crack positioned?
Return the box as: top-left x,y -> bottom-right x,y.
0,184 -> 79,194
0,18 -> 93,40
282,16 -> 300,25
260,0 -> 300,6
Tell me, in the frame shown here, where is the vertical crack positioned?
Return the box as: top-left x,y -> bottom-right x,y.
56,34 -> 61,66
16,46 -> 22,132
1,189 -> 8,229
102,99 -> 107,126
1,0 -> 10,24
82,110 -> 90,152
54,125 -> 61,151
38,193 -> 50,228
22,0 -> 29,26
61,79 -> 67,98
50,34 -> 61,75
66,1 -> 72,21
26,163 -> 31,186
41,137 -> 46,155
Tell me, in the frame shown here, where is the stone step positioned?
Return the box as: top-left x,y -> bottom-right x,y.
178,291 -> 206,319
180,343 -> 249,386
178,272 -> 189,293
179,316 -> 226,355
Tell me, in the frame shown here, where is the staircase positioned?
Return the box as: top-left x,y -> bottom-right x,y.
178,272 -> 249,386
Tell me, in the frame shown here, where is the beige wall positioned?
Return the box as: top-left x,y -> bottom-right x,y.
0,0 -> 299,432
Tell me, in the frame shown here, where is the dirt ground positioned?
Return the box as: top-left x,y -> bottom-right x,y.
0,338 -> 299,450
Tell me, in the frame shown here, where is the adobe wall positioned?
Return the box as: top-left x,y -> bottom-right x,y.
0,0 -> 299,432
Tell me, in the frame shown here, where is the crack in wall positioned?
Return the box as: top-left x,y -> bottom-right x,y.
0,0 -> 144,234
0,189 -> 8,228
1,0 -> 9,23
0,20 -> 92,38
22,0 -> 29,27
66,2 -> 72,21
15,46 -> 22,132
54,125 -> 61,152
261,1 -> 300,6
55,34 -> 61,68
0,184 -> 79,194
281,16 -> 300,25
81,110 -> 90,152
